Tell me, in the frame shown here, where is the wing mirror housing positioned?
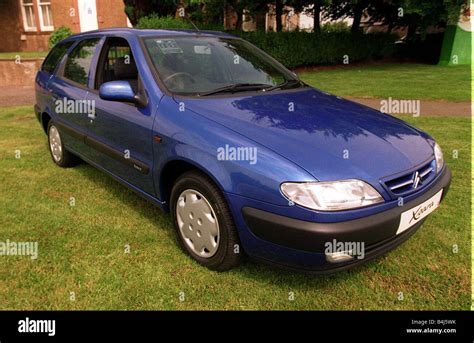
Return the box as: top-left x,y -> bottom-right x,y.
99,81 -> 147,107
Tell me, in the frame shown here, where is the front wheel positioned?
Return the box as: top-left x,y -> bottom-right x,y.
170,171 -> 242,271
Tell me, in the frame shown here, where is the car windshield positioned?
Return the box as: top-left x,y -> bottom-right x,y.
143,36 -> 302,96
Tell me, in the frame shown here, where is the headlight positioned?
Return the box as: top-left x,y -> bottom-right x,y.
434,142 -> 444,174
280,180 -> 384,211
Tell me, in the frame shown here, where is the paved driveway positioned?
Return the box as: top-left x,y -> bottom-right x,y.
0,86 -> 35,107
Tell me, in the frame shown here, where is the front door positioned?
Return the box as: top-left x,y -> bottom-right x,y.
86,37 -> 156,196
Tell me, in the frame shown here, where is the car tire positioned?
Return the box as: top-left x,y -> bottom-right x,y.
47,121 -> 79,168
170,171 -> 242,271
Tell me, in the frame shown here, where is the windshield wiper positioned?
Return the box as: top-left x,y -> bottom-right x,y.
199,83 -> 271,96
262,79 -> 306,92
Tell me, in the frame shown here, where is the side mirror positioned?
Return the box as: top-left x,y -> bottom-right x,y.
99,81 -> 147,107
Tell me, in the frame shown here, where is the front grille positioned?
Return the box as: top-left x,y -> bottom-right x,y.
383,160 -> 436,196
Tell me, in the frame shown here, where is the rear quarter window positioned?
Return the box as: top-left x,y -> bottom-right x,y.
41,41 -> 74,74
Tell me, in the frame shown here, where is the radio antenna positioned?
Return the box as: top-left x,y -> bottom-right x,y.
176,2 -> 201,33
185,13 -> 201,32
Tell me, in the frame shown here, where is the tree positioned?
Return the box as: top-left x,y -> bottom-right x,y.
292,0 -> 330,33
275,0 -> 284,32
200,0 -> 226,25
394,0 -> 467,38
324,0 -> 373,33
313,0 -> 322,32
123,0 -> 217,26
224,0 -> 269,31
225,0 -> 246,30
325,0 -> 468,37
123,0 -> 178,25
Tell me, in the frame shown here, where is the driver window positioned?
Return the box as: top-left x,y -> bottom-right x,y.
96,38 -> 139,92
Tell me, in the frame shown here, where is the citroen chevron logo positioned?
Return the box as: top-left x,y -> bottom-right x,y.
412,171 -> 421,189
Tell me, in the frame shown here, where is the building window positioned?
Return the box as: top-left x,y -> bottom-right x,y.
20,0 -> 37,32
37,0 -> 54,31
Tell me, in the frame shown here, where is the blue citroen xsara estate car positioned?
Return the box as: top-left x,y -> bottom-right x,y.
35,28 -> 451,273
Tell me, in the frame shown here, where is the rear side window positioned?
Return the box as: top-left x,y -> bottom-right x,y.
42,41 -> 74,74
63,38 -> 101,87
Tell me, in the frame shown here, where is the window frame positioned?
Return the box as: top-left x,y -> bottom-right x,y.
37,0 -> 54,32
93,36 -> 146,107
20,0 -> 37,32
94,36 -> 138,90
41,40 -> 75,75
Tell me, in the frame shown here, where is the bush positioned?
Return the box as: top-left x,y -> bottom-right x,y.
320,22 -> 351,33
137,14 -> 224,31
48,26 -> 73,48
137,15 -> 194,30
235,31 -> 396,68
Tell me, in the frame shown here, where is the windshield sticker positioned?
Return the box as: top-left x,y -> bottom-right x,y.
155,39 -> 183,54
194,45 -> 211,55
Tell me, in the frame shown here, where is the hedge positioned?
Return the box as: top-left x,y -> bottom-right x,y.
136,15 -> 396,68
237,31 -> 396,68
137,15 -> 194,30
137,15 -> 223,31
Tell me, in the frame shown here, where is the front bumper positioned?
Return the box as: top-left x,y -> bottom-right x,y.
240,167 -> 451,273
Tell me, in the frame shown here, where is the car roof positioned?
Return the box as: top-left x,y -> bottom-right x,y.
62,27 -> 237,42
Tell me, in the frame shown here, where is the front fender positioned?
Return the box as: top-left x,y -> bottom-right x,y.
153,96 -> 315,206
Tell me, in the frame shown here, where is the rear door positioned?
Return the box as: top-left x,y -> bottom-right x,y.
47,37 -> 102,156
85,36 -> 156,196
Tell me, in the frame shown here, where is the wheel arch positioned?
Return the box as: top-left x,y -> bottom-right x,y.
40,112 -> 52,133
159,158 -> 229,211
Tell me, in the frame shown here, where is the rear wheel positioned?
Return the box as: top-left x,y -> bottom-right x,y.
170,171 -> 242,271
47,122 -> 79,168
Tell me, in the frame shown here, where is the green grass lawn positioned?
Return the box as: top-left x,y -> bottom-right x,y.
299,64 -> 471,102
0,106 -> 470,310
0,51 -> 48,59
472,82 -> 474,310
